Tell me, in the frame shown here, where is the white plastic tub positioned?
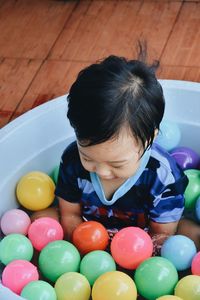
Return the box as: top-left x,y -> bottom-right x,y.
0,80 -> 200,299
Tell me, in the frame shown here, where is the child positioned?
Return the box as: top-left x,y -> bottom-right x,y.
33,53 -> 199,251
53,53 -> 196,250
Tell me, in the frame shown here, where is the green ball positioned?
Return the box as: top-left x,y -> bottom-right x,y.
21,280 -> 57,300
80,250 -> 116,285
39,240 -> 81,282
184,169 -> 200,209
134,257 -> 178,300
50,166 -> 60,184
0,233 -> 33,265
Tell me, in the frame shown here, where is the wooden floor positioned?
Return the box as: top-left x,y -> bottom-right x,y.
0,0 -> 200,128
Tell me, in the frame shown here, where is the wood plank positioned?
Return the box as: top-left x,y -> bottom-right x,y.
157,65 -> 200,82
0,0 -> 76,59
50,0 -> 182,62
9,60 -> 90,122
161,2 -> 200,67
0,58 -> 42,128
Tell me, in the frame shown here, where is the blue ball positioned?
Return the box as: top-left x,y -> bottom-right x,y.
161,235 -> 197,271
195,196 -> 200,222
156,120 -> 181,151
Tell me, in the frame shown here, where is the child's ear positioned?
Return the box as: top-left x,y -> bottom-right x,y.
153,128 -> 159,140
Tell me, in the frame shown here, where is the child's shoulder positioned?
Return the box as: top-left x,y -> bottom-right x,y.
149,143 -> 184,179
61,141 -> 80,165
61,141 -> 88,177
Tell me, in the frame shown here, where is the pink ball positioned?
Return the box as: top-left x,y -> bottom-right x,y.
28,217 -> 64,251
111,227 -> 153,270
0,209 -> 31,235
191,251 -> 200,275
2,260 -> 39,295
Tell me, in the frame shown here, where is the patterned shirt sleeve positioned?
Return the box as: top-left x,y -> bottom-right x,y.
149,162 -> 188,223
55,143 -> 82,202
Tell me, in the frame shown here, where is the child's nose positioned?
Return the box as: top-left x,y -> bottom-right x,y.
95,164 -> 112,178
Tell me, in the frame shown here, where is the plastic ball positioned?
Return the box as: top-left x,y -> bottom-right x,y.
175,275 -> 200,300
156,296 -> 183,300
0,233 -> 33,265
134,257 -> 178,300
21,280 -> 57,300
195,196 -> 200,221
16,171 -> 55,211
92,271 -> 137,300
161,235 -> 197,271
184,169 -> 200,209
55,272 -> 91,300
39,240 -> 80,282
0,209 -> 31,235
170,146 -> 200,170
2,260 -> 39,295
191,251 -> 200,276
72,221 -> 109,255
50,165 -> 60,184
155,120 -> 181,151
110,226 -> 153,269
80,250 -> 116,285
28,217 -> 64,251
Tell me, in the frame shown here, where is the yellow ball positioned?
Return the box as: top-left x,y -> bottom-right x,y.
175,275 -> 200,300
16,171 -> 55,211
55,272 -> 91,300
156,296 -> 183,300
92,271 -> 137,300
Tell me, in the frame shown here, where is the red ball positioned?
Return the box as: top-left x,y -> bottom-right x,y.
72,221 -> 109,255
111,227 -> 153,270
191,251 -> 200,276
28,217 -> 64,251
2,260 -> 39,295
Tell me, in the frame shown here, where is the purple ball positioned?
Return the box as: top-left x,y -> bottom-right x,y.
170,146 -> 200,170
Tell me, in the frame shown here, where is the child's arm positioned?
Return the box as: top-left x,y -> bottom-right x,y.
59,197 -> 83,241
149,220 -> 179,255
149,220 -> 178,237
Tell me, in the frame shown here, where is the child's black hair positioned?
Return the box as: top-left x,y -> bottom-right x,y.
67,47 -> 165,150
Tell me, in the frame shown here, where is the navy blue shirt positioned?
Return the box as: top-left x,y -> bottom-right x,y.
55,141 -> 188,230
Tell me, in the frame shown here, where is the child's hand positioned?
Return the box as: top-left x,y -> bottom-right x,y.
107,228 -> 119,241
151,233 -> 169,256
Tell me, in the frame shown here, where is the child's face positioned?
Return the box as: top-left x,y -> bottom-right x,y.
77,127 -> 144,180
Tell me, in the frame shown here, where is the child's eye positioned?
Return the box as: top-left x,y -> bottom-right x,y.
83,157 -> 92,162
112,164 -> 124,169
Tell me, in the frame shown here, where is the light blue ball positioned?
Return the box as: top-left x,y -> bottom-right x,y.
161,235 -> 197,271
156,120 -> 181,151
195,196 -> 200,221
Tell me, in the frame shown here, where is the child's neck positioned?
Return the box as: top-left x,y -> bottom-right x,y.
100,177 -> 126,200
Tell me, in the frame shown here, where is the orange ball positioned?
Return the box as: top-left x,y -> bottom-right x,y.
72,221 -> 109,255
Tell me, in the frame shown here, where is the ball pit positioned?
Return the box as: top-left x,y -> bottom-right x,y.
0,80 -> 200,300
